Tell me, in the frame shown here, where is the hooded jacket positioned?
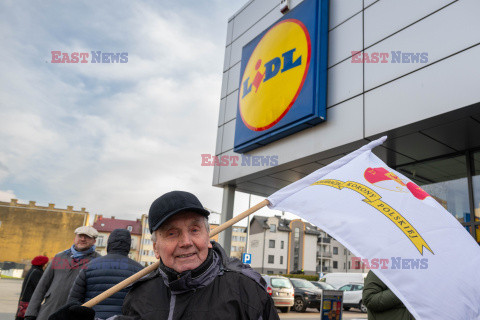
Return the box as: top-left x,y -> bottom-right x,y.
68,229 -> 143,319
113,241 -> 278,320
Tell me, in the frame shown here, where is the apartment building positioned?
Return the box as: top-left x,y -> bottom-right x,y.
230,226 -> 247,259
92,215 -> 142,261
249,215 -> 365,275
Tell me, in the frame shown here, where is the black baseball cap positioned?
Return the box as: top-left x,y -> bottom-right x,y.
148,191 -> 210,234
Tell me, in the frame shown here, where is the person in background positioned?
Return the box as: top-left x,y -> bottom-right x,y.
48,191 -> 279,320
362,270 -> 415,320
15,256 -> 49,320
25,226 -> 99,320
67,228 -> 143,318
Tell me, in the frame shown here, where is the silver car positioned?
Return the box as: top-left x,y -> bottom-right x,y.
262,274 -> 295,313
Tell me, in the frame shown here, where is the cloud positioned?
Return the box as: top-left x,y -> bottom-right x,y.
0,0 -> 250,219
0,189 -> 17,202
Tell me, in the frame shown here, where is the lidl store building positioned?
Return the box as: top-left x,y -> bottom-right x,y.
214,0 -> 480,259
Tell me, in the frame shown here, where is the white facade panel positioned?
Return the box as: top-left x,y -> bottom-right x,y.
212,163 -> 220,186
229,9 -> 283,67
364,0 -> 378,9
226,62 -> 241,96
221,120 -> 236,153
215,125 -> 224,156
365,0 -> 480,90
327,59 -> 363,107
218,98 -> 226,127
223,44 -> 232,72
226,19 -> 234,46
329,0 -> 362,30
221,71 -> 228,99
231,0 -> 280,41
365,45 -> 480,137
328,12 -> 362,67
364,0 -> 455,48
224,91 -> 239,123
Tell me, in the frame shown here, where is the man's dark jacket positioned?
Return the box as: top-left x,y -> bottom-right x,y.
116,241 -> 278,320
68,229 -> 143,319
16,265 -> 44,320
363,271 -> 415,320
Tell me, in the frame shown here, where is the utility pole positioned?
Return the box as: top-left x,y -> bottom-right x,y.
246,194 -> 251,254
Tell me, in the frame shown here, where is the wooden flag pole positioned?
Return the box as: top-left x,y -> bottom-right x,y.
83,199 -> 270,308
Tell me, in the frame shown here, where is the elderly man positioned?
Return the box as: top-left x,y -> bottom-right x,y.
50,191 -> 279,320
25,226 -> 99,320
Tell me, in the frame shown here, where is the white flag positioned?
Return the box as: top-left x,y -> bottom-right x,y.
267,136 -> 480,320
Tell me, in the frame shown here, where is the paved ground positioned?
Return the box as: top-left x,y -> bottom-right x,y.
0,278 -> 22,320
0,279 -> 367,320
278,307 -> 367,319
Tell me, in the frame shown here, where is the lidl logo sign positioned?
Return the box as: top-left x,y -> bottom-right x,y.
234,0 -> 329,153
239,19 -> 311,131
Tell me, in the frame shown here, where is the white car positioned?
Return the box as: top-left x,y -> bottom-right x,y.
338,282 -> 367,313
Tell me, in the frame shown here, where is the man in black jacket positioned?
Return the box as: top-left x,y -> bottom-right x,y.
50,191 -> 279,320
67,228 -> 143,318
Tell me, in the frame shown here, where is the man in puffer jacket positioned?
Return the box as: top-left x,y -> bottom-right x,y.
67,228 -> 143,318
363,271 -> 415,320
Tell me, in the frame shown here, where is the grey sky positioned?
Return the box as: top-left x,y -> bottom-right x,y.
0,0 -> 302,226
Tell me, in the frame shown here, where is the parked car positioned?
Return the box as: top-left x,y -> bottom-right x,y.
338,282 -> 367,313
319,272 -> 367,289
261,275 -> 294,313
310,281 -> 336,291
288,278 -> 323,313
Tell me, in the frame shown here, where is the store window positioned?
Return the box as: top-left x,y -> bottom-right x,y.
397,155 -> 470,222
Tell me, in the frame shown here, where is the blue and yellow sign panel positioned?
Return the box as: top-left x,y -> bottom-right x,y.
234,0 -> 329,153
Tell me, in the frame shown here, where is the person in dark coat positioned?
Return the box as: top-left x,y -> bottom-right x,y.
363,271 -> 415,320
16,256 -> 49,320
67,228 -> 143,318
25,226 -> 100,320
49,191 -> 279,320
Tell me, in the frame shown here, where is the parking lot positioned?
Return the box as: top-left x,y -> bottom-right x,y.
278,307 -> 367,319
0,278 -> 367,320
